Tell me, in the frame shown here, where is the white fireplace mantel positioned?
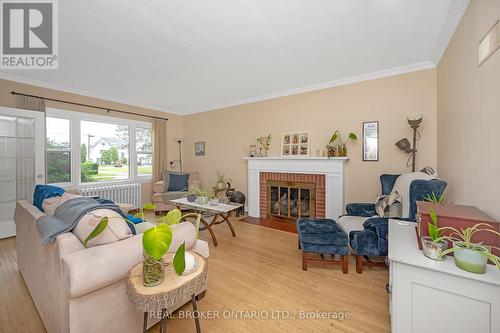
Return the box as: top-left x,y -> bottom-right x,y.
243,157 -> 349,220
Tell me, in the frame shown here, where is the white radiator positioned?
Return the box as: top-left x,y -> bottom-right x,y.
77,183 -> 141,209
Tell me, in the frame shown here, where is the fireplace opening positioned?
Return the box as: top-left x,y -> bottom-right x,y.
266,180 -> 316,221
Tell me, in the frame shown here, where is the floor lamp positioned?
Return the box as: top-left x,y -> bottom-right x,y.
169,139 -> 183,171
395,114 -> 422,172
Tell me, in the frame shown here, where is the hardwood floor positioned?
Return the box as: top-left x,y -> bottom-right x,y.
0,217 -> 390,333
240,216 -> 298,233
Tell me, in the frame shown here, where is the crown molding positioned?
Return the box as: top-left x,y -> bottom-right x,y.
430,0 -> 470,65
186,61 -> 436,115
0,72 -> 184,115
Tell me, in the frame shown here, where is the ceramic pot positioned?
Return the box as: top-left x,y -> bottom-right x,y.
453,241 -> 489,274
187,193 -> 197,202
143,253 -> 166,287
197,196 -> 208,205
421,236 -> 448,260
209,198 -> 219,206
216,182 -> 225,189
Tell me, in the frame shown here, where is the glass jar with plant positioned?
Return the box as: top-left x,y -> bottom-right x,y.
208,191 -> 219,206
190,186 -> 208,205
329,130 -> 357,157
85,204 -> 201,286
435,224 -> 500,274
257,134 -> 272,157
421,208 -> 448,260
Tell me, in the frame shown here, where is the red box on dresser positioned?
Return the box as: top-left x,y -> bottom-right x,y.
416,202 -> 500,257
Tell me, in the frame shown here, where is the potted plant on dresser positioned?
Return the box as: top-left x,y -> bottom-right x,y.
436,224 -> 500,274
420,208 -> 448,260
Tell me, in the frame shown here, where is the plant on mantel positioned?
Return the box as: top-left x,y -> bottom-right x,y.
328,130 -> 357,157
85,204 -> 201,286
257,134 -> 272,157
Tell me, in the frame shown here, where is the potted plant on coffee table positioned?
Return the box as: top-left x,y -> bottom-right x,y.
435,223 -> 500,274
421,208 -> 448,260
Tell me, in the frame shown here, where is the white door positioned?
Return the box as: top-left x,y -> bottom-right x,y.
0,107 -> 45,238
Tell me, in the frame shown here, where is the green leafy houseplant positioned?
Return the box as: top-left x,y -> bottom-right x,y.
423,192 -> 444,205
216,171 -> 231,189
85,204 -> 201,286
435,223 -> 500,274
420,208 -> 448,260
329,130 -> 357,157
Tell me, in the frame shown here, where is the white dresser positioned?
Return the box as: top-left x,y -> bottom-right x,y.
388,219 -> 500,333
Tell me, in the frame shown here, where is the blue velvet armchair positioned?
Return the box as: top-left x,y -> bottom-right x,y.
338,174 -> 447,273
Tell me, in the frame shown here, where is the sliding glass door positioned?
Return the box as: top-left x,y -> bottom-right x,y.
0,107 -> 45,238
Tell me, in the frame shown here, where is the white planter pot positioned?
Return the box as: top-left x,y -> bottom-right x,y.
453,241 -> 489,274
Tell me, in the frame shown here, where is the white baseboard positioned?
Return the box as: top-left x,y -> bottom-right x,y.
0,220 -> 16,239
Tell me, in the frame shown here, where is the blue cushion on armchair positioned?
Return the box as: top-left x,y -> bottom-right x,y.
167,173 -> 190,192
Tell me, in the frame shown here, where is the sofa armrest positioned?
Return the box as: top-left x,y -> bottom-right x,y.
62,234 -> 143,299
153,180 -> 166,194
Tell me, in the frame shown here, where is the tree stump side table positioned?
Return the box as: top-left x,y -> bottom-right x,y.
126,252 -> 207,333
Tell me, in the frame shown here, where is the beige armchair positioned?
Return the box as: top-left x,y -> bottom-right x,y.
152,171 -> 200,213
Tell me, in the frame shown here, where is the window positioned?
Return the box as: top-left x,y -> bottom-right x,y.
80,120 -> 129,183
136,127 -> 152,176
46,117 -> 71,183
46,109 -> 152,186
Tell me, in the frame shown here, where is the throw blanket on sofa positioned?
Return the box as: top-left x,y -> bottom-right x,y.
390,171 -> 436,219
37,196 -> 134,245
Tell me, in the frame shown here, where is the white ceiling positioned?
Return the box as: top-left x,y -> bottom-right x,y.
0,0 -> 469,115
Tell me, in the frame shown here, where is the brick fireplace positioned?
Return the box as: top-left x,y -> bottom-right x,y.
259,172 -> 325,219
244,157 -> 348,221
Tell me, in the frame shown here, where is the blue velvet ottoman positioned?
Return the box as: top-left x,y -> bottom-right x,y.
296,218 -> 349,273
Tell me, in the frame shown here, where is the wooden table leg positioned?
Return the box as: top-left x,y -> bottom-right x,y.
159,308 -> 167,333
191,294 -> 202,333
200,217 -> 218,247
221,212 -> 236,237
143,312 -> 148,333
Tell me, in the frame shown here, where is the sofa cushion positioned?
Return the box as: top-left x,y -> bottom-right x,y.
33,184 -> 65,211
73,209 -> 133,247
160,191 -> 188,202
42,193 -> 81,216
167,173 -> 190,191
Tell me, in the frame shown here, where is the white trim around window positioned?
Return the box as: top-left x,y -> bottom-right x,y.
46,108 -> 152,187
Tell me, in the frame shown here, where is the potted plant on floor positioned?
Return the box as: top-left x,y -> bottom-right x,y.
421,208 -> 448,260
436,224 -> 500,274
85,204 -> 201,286
329,130 -> 357,157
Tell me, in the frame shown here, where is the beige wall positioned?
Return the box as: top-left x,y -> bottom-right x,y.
437,0 -> 500,219
183,69 -> 437,203
0,79 -> 183,205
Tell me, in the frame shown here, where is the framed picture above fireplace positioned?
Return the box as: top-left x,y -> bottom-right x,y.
281,132 -> 309,157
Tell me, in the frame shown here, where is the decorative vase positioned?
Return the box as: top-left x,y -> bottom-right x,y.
187,193 -> 197,202
197,196 -> 208,205
263,148 -> 269,157
421,236 -> 448,260
453,242 -> 489,274
326,145 -> 336,157
338,144 -> 347,157
217,182 -> 225,189
143,252 -> 166,287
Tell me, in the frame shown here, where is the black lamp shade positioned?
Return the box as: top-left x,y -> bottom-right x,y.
395,138 -> 412,153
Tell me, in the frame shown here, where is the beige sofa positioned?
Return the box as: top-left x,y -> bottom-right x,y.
14,200 -> 209,333
152,171 -> 200,213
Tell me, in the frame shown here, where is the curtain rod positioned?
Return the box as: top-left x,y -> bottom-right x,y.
10,91 -> 169,121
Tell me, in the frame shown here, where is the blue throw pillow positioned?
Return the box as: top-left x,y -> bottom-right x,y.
167,173 -> 189,192
33,184 -> 65,211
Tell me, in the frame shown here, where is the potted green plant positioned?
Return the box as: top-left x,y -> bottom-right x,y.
421,208 -> 448,260
85,204 -> 201,286
257,134 -> 272,157
435,223 -> 500,274
329,130 -> 357,157
215,171 -> 231,189
191,186 -> 208,205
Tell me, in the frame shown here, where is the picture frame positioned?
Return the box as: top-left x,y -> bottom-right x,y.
194,141 -> 205,156
281,132 -> 309,156
362,121 -> 379,161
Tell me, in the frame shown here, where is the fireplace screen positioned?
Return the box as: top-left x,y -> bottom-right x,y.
267,181 -> 315,220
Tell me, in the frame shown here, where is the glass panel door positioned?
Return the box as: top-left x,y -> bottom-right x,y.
0,108 -> 45,238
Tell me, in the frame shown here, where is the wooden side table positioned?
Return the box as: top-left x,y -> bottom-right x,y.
126,252 -> 207,333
